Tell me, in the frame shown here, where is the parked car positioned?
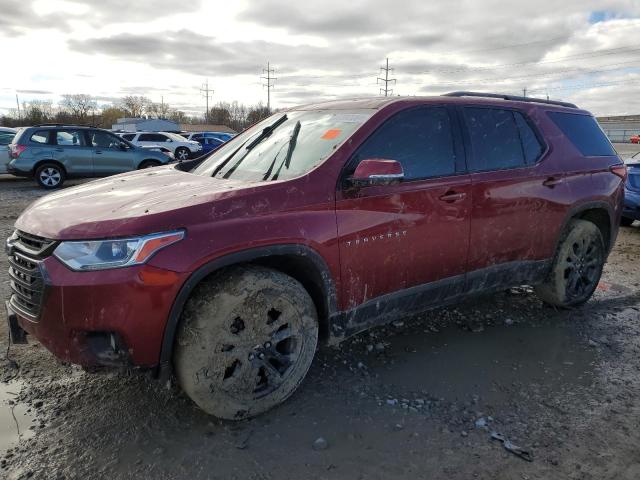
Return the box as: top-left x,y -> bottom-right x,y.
622,152 -> 640,226
120,132 -> 201,160
630,134 -> 640,144
6,93 -> 625,420
7,125 -> 172,188
181,131 -> 235,142
192,135 -> 225,154
0,126 -> 17,173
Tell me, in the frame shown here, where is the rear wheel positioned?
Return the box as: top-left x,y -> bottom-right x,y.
139,160 -> 161,169
175,265 -> 318,419
175,147 -> 190,161
535,219 -> 605,307
621,217 -> 634,227
35,163 -> 65,189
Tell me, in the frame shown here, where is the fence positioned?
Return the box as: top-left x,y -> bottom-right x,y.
601,128 -> 639,143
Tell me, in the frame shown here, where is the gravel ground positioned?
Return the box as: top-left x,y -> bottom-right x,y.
0,158 -> 639,479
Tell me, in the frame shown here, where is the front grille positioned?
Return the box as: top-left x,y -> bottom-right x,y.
7,230 -> 56,319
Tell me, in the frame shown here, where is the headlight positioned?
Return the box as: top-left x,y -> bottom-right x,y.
53,231 -> 184,271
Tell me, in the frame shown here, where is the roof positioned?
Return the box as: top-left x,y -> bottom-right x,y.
292,93 -> 583,112
180,123 -> 237,133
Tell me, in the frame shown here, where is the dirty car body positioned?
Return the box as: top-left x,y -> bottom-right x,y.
6,94 -> 624,416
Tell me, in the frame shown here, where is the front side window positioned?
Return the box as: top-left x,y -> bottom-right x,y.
55,130 -> 87,147
90,131 -> 123,149
193,109 -> 374,182
121,134 -> 135,141
464,107 -> 525,172
351,106 -> 457,180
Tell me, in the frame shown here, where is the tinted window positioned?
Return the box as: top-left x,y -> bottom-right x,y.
30,130 -> 50,144
464,108 -> 525,171
514,112 -> 543,164
55,130 -> 87,147
353,107 -> 456,180
90,131 -> 123,148
0,132 -> 14,145
138,133 -> 167,142
121,134 -> 135,141
548,112 -> 616,157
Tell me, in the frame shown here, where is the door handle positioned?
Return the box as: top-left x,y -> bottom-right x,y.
542,176 -> 564,188
438,191 -> 466,203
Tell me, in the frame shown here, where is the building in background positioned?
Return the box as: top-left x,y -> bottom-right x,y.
112,118 -> 179,132
598,115 -> 640,143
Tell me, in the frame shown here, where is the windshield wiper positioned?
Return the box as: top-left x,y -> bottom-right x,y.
219,114 -> 288,179
271,121 -> 301,181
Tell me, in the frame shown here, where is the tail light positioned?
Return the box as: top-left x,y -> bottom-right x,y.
9,144 -> 26,159
609,164 -> 628,181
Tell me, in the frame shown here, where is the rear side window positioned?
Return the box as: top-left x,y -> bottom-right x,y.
0,132 -> 14,145
138,133 -> 167,142
514,112 -> 543,164
121,134 -> 135,141
30,130 -> 50,144
464,108 -> 525,171
547,112 -> 616,157
55,130 -> 87,147
353,106 -> 457,180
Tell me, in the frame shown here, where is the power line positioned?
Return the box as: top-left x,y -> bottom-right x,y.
377,58 -> 396,96
200,79 -> 214,122
261,62 -> 277,112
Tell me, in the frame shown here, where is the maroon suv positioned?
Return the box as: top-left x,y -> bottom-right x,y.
6,92 -> 625,419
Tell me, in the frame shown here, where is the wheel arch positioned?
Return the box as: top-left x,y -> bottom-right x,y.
156,244 -> 338,379
558,201 -> 616,253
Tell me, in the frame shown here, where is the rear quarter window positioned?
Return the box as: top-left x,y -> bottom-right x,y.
548,112 -> 616,157
30,130 -> 51,144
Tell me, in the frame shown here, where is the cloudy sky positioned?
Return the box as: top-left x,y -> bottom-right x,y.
1,0 -> 640,116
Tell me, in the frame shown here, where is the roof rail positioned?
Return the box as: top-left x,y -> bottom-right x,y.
34,123 -> 97,128
443,91 -> 578,109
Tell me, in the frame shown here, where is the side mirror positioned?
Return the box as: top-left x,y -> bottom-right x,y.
166,138 -> 173,142
119,142 -> 129,150
351,159 -> 404,186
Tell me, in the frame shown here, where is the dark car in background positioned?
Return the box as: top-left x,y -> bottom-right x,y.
7,125 -> 172,188
192,135 -> 225,154
622,152 -> 640,226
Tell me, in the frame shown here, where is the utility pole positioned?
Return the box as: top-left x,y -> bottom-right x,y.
522,87 -> 527,98
161,95 -> 164,118
15,94 -> 20,120
377,57 -> 396,97
261,62 -> 276,113
200,80 -> 214,122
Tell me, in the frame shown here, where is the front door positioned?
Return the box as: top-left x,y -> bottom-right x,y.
87,130 -> 135,175
335,106 -> 471,318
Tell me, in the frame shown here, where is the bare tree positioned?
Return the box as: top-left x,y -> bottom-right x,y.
120,96 -> 150,117
59,94 -> 97,121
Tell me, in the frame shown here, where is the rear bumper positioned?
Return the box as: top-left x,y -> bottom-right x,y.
6,162 -> 32,177
11,256 -> 189,368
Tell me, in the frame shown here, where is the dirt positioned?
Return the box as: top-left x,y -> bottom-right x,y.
1,167 -> 640,480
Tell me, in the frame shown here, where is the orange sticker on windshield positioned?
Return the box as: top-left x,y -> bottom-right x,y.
321,129 -> 341,140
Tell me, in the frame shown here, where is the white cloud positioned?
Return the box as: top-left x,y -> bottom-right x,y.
0,0 -> 639,115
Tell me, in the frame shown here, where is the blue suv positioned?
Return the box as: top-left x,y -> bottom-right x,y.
623,153 -> 640,226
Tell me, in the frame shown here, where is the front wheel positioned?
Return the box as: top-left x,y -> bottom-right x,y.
535,219 -> 605,307
175,265 -> 319,419
175,147 -> 190,161
35,163 -> 65,189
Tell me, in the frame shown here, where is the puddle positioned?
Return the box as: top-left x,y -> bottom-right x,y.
374,319 -> 597,406
0,380 -> 35,452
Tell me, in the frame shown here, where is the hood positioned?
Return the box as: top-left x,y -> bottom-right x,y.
15,167 -> 253,239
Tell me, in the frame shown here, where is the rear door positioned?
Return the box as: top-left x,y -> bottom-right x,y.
336,105 -> 471,312
87,130 -> 135,175
53,129 -> 93,175
460,106 -> 567,287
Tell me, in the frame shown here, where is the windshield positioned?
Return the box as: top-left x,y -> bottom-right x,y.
192,109 -> 374,182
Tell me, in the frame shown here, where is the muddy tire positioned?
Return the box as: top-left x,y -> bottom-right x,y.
535,219 -> 605,307
174,265 -> 318,419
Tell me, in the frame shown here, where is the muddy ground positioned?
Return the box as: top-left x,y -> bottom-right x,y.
0,150 -> 639,479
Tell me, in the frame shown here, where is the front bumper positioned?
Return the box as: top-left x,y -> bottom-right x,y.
623,188 -> 640,220
10,255 -> 189,368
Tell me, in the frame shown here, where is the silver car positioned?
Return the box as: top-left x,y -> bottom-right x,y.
0,127 -> 17,173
